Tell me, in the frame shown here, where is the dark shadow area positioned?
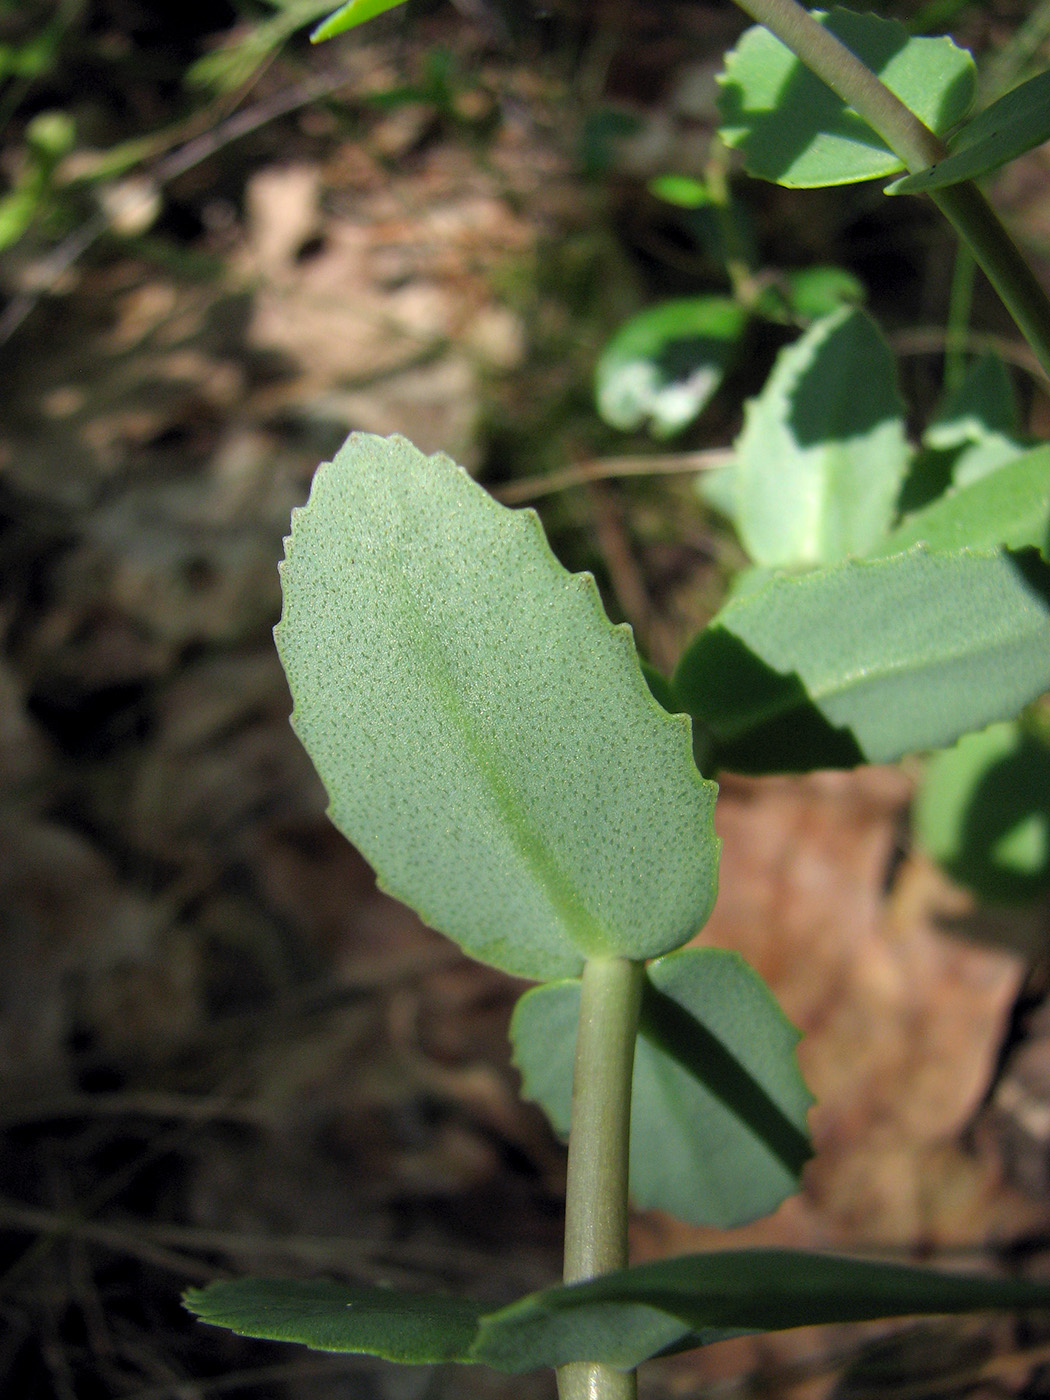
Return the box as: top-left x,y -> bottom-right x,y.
674,625 -> 864,774
640,982 -> 813,1179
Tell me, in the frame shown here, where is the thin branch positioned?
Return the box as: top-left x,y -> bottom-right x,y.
494,448 -> 733,505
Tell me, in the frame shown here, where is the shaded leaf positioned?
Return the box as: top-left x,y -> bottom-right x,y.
187,1253 -> 1050,1373
474,1250 -> 1050,1372
876,444 -> 1050,558
671,547 -> 1050,773
276,434 -> 719,980
889,69 -> 1050,194
734,308 -> 909,568
185,1278 -> 480,1361
595,297 -> 748,439
915,721 -> 1050,904
718,8 -> 976,187
511,949 -> 813,1228
926,352 -> 1019,449
312,0 -> 407,40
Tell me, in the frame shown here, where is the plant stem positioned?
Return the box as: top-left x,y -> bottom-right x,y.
557,956 -> 644,1400
728,0 -> 1050,379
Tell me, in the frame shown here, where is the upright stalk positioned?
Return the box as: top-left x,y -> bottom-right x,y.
729,0 -> 1050,379
558,956 -> 645,1400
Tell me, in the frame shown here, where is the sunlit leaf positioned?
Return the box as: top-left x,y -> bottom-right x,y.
312,0 -> 407,41
889,69 -> 1050,194
875,444 -> 1050,558
718,8 -> 976,187
733,308 -> 909,568
595,297 -> 748,439
511,949 -> 812,1228
648,174 -> 713,208
915,721 -> 1050,904
276,434 -> 719,980
672,547 -> 1050,773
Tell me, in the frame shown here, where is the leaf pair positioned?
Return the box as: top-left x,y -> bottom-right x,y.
680,306 -> 1050,773
720,8 -> 1050,195
185,1251 -> 1050,1371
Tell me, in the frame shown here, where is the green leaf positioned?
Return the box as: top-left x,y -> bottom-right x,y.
875,444 -> 1050,558
915,721 -> 1050,904
671,547 -> 1050,773
276,434 -> 719,980
733,308 -> 909,568
718,8 -> 976,187
474,1249 -> 1050,1372
185,1278 -> 481,1361
781,265 -> 866,321
312,0 -> 407,41
920,353 -> 1025,490
511,949 -> 813,1228
595,298 -> 748,439
889,69 -> 1050,194
648,174 -> 713,208
925,352 -> 1019,449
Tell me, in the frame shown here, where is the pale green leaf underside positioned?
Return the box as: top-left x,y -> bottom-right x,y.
312,0 -> 407,41
672,547 -> 1050,773
718,8 -> 976,188
889,69 -> 1050,195
875,444 -> 1050,558
511,948 -> 813,1228
276,434 -> 719,980
595,297 -> 747,438
734,307 -> 908,568
186,1252 -> 1050,1372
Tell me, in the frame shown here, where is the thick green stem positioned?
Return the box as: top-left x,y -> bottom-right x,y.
557,956 -> 644,1400
729,0 -> 1050,379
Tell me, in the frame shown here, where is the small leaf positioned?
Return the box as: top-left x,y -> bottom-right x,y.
648,174 -> 713,208
915,721 -> 1050,904
511,949 -> 813,1228
184,1278 -> 481,1361
473,1249 -> 1050,1372
734,308 -> 909,568
718,8 -> 976,187
671,548 -> 1050,773
595,298 -> 748,439
312,0 -> 407,41
875,444 -> 1050,558
276,434 -> 719,980
889,69 -> 1050,194
925,352 -> 1019,451
782,265 -> 866,321
920,352 -> 1025,490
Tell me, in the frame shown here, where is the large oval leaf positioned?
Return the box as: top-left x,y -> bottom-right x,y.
915,720 -> 1050,904
672,547 -> 1050,773
595,297 -> 748,439
732,307 -> 908,568
889,70 -> 1050,195
276,433 -> 719,980
511,948 -> 812,1228
718,8 -> 976,188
